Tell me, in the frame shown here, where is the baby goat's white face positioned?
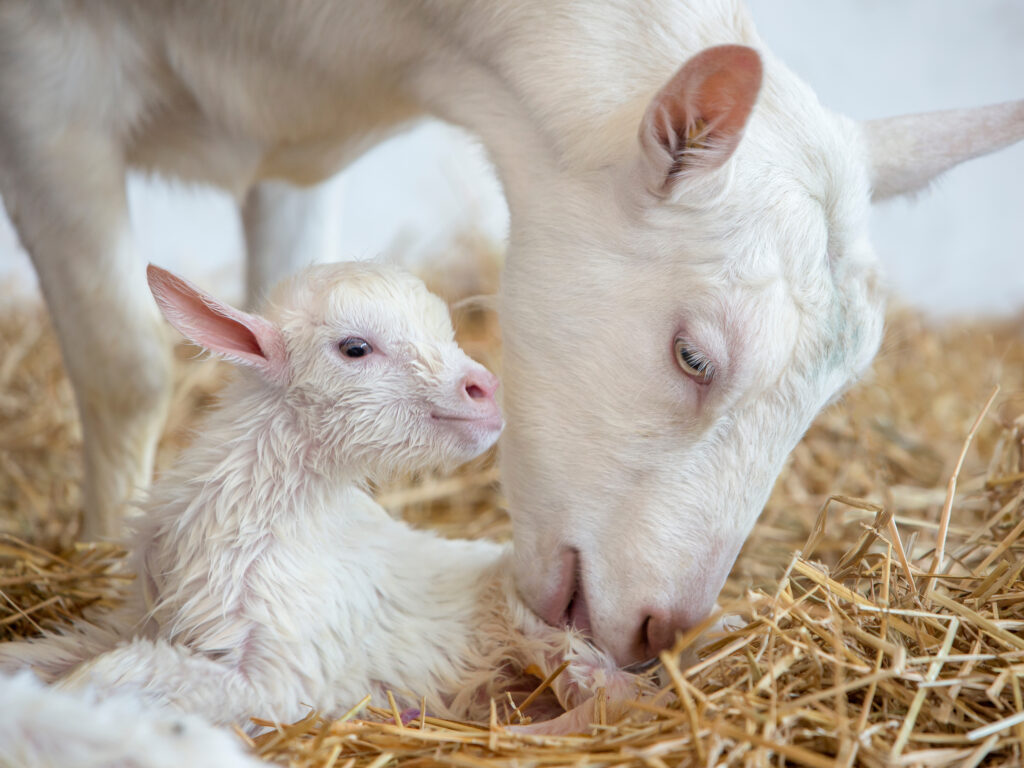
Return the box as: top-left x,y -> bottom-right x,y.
149,262 -> 501,479
270,263 -> 503,477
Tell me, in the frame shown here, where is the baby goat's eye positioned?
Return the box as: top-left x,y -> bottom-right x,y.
674,338 -> 715,385
339,337 -> 373,358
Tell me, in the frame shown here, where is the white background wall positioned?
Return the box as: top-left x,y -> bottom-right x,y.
0,1 -> 1021,316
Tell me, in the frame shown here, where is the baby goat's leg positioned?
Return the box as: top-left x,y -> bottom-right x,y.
59,638 -> 267,729
511,660 -> 646,736
241,177 -> 343,308
0,619 -> 125,683
510,627 -> 651,735
0,131 -> 172,540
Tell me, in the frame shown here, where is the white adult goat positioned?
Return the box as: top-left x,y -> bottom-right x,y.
0,263 -> 640,742
0,1 -> 1021,666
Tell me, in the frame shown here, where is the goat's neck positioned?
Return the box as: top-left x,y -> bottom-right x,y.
135,375 -> 361,611
159,380 -> 348,524
407,1 -> 756,199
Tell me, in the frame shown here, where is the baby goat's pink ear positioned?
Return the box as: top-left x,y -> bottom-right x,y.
147,264 -> 287,382
640,45 -> 762,193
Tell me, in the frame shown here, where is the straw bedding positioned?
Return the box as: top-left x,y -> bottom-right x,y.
1,252 -> 1023,767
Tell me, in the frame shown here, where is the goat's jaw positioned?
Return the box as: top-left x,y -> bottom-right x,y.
429,411 -> 503,458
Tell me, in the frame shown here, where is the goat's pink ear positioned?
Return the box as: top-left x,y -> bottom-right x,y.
146,264 -> 287,382
639,45 -> 762,193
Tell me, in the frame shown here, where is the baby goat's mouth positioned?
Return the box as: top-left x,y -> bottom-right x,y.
429,410 -> 504,431
429,410 -> 479,421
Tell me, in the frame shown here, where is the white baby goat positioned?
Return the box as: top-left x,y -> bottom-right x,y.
0,262 -> 640,740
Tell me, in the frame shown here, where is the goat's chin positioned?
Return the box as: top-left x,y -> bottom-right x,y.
429,415 -> 503,464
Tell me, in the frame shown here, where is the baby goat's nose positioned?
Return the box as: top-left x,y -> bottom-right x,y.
461,367 -> 499,403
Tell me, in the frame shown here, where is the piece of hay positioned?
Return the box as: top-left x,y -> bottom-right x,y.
0,534 -> 127,642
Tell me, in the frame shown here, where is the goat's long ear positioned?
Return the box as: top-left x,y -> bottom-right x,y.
639,44 -> 763,194
864,100 -> 1024,201
147,264 -> 287,382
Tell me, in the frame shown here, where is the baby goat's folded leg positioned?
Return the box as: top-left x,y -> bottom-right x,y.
59,638 -> 270,730
510,625 -> 653,734
0,620 -> 125,683
510,663 -> 648,736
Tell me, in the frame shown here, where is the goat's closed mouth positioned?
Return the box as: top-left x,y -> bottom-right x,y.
430,411 -> 503,430
430,411 -> 481,421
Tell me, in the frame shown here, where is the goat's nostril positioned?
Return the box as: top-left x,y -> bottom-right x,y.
461,368 -> 499,402
642,612 -> 680,657
640,614 -> 654,657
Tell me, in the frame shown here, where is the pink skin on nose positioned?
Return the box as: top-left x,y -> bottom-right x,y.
431,365 -> 503,435
538,549 -> 578,626
457,367 -> 502,429
461,368 -> 499,402
536,547 -> 721,665
632,536 -> 744,662
642,611 -> 687,658
536,549 -> 594,639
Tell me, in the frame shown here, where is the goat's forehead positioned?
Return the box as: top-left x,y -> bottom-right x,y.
705,110 -> 878,369
723,224 -> 881,382
319,282 -> 451,335
269,264 -> 453,334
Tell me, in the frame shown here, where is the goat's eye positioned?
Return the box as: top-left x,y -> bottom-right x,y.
674,338 -> 715,385
339,338 -> 373,358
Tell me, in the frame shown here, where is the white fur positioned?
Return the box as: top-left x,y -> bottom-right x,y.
0,263 -> 641,761
0,671 -> 263,768
0,0 -> 1019,661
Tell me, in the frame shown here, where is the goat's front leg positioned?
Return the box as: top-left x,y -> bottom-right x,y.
0,132 -> 172,539
242,177 -> 343,308
58,638 -> 274,731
